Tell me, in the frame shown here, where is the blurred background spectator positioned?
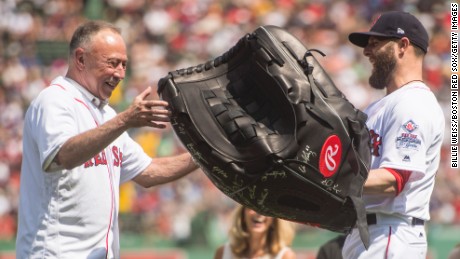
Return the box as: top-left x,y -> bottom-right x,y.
0,0 -> 456,257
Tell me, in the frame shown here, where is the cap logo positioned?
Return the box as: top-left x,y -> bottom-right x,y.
397,28 -> 405,34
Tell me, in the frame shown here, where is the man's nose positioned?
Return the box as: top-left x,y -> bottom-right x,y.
114,64 -> 126,79
363,45 -> 371,57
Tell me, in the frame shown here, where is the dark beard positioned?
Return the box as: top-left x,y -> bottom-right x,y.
369,45 -> 396,89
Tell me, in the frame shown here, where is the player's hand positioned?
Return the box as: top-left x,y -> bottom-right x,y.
119,87 -> 171,129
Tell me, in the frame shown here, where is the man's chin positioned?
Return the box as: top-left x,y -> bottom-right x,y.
102,88 -> 114,100
369,75 -> 387,89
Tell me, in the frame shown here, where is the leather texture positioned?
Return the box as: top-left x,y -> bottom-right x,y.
158,25 -> 371,248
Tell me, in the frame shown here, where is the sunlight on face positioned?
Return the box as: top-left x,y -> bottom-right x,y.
364,37 -> 397,89
83,29 -> 128,100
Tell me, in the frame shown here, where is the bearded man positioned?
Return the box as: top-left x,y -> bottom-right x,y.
342,11 -> 445,259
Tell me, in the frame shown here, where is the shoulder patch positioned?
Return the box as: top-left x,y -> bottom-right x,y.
396,120 -> 421,153
402,120 -> 418,133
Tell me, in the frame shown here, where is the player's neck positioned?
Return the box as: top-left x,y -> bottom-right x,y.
386,72 -> 423,95
386,57 -> 423,94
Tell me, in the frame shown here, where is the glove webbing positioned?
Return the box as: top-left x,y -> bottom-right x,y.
203,88 -> 277,146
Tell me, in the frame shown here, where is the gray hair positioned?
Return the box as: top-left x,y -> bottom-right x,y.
69,20 -> 121,55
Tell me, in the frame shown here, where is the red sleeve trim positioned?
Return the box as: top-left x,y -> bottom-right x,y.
384,168 -> 412,195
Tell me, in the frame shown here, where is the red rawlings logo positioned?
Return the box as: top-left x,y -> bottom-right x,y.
319,135 -> 342,178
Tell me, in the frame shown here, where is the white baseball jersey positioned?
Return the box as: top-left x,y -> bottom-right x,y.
342,81 -> 445,259
363,81 -> 444,220
16,76 -> 152,259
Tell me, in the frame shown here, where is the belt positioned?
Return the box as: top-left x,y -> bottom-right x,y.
366,213 -> 424,226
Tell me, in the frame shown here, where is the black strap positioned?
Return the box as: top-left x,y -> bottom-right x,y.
412,217 -> 425,225
366,214 -> 377,225
367,214 -> 425,226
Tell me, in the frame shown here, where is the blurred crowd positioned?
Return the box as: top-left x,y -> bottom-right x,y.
0,0 -> 457,246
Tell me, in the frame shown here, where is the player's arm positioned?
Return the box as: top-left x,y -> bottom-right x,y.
53,88 -> 170,170
53,115 -> 128,170
364,168 -> 411,195
132,152 -> 199,188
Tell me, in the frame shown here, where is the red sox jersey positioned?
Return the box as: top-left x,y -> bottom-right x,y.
16,76 -> 152,258
363,81 -> 445,220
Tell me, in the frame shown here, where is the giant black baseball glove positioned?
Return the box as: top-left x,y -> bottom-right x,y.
158,25 -> 371,248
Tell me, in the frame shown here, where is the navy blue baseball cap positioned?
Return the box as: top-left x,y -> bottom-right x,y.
349,11 -> 429,53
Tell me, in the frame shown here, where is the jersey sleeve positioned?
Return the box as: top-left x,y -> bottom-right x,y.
29,87 -> 81,172
119,132 -> 152,184
377,90 -> 438,177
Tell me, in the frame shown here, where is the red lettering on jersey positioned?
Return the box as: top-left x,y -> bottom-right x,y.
401,133 -> 417,138
369,130 -> 382,156
84,159 -> 94,168
84,148 -> 123,169
102,151 -> 107,165
119,151 -> 123,167
112,146 -> 120,167
94,152 -> 107,166
111,146 -> 123,167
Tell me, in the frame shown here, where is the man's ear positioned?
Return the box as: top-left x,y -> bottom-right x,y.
74,48 -> 85,70
398,37 -> 410,54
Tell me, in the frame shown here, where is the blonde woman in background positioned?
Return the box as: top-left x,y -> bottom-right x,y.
214,205 -> 296,259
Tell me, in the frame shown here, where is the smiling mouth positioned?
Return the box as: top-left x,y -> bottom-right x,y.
251,217 -> 266,224
105,81 -> 118,89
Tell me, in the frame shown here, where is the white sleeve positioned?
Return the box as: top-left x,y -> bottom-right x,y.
377,90 -> 437,177
119,132 -> 152,183
30,88 -> 80,172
